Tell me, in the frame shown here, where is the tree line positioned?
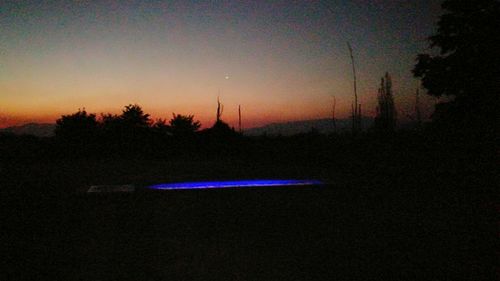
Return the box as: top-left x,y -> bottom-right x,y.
51,102 -> 243,158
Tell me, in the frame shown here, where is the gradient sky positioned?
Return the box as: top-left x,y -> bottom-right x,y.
1,0 -> 443,128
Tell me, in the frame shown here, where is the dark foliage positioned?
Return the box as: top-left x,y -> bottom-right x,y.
152,118 -> 171,137
209,120 -> 238,137
54,110 -> 98,155
168,113 -> 201,137
55,109 -> 98,141
121,104 -> 152,128
45,105 -> 243,159
413,0 -> 500,130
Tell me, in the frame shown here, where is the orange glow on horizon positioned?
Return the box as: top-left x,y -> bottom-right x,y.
1,82 -> 433,129
0,100 -> 360,129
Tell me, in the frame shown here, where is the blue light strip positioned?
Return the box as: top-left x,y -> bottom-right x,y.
146,179 -> 323,190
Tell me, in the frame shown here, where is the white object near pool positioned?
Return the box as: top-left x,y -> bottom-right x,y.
87,184 -> 135,193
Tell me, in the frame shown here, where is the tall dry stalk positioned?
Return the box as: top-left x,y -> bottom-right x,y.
415,88 -> 422,128
347,42 -> 361,133
238,104 -> 242,133
332,96 -> 337,132
358,103 -> 362,130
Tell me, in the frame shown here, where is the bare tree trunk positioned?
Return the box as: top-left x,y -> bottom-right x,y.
216,96 -> 223,122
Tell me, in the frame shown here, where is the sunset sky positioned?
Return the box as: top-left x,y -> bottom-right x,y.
1,0 -> 442,128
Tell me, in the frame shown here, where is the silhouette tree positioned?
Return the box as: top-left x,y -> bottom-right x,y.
374,72 -> 397,132
212,119 -> 233,133
152,118 -> 169,133
120,104 -> 151,128
413,0 -> 500,128
100,113 -> 121,129
168,113 -> 201,137
97,105 -> 153,155
55,109 -> 98,143
99,113 -> 123,143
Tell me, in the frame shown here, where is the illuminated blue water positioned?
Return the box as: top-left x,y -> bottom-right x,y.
146,179 -> 323,190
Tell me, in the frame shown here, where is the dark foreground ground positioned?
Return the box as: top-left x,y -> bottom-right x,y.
1,133 -> 497,280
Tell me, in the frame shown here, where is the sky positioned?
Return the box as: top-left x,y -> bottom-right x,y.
0,0 -> 443,128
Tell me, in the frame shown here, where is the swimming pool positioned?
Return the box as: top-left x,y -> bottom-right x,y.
146,179 -> 323,190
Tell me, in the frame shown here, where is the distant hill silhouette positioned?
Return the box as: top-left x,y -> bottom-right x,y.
0,123 -> 55,137
243,117 -> 375,136
0,117 -> 423,138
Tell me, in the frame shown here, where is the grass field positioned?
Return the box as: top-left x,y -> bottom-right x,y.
2,135 -> 496,280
